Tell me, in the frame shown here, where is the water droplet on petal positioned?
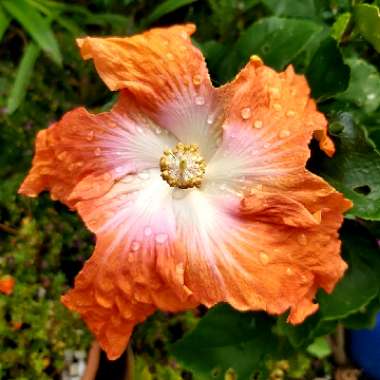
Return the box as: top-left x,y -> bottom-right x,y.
144,226 -> 152,236
154,127 -> 162,134
273,103 -> 282,111
94,147 -> 102,156
254,120 -> 263,129
286,267 -> 293,275
195,96 -> 205,106
136,126 -> 143,134
130,241 -> 140,251
297,233 -> 308,246
279,129 -> 290,138
286,110 -> 296,117
207,115 -> 214,125
163,39 -> 169,46
86,130 -> 94,141
155,233 -> 168,244
138,171 -> 150,180
241,107 -> 251,120
166,52 -> 174,60
259,252 -> 269,265
192,74 -> 202,86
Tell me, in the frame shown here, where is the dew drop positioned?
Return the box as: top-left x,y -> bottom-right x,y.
136,126 -> 143,134
155,233 -> 168,244
286,110 -> 296,117
297,233 -> 308,246
367,93 -> 376,100
259,251 -> 269,265
163,39 -> 169,46
240,107 -> 251,120
254,120 -> 263,129
195,96 -> 205,106
144,226 -> 152,236
86,130 -> 94,141
154,127 -> 162,134
279,129 -> 290,138
286,267 -> 293,276
207,115 -> 214,125
273,103 -> 282,111
138,171 -> 150,180
130,241 -> 140,251
94,147 -> 102,156
166,52 -> 174,60
192,74 -> 202,86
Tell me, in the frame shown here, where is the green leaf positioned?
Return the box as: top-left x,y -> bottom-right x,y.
220,17 -> 323,79
318,224 -> 380,320
306,36 -> 350,100
315,112 -> 380,220
0,6 -> 11,42
171,305 -> 287,380
6,43 -> 41,114
2,0 -> 62,65
145,0 -> 197,25
337,58 -> 380,113
343,296 -> 380,330
306,337 -> 332,359
262,0 -> 317,19
354,3 -> 380,53
331,12 -> 352,41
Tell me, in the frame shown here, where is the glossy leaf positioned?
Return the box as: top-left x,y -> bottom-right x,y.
235,17 -> 322,70
6,43 -> 41,114
306,36 -> 350,100
2,0 -> 62,65
337,58 -> 380,113
318,224 -> 380,320
331,12 -> 351,41
306,337 -> 331,359
262,0 -> 317,19
315,112 -> 380,220
171,305 -> 286,380
145,0 -> 197,25
354,3 -> 380,53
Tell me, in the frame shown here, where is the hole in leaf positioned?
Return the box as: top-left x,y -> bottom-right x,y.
211,367 -> 221,378
353,185 -> 371,195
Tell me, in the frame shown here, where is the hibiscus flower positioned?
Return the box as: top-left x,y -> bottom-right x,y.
19,24 -> 352,359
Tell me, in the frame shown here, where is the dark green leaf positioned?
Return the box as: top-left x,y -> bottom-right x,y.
0,6 -> 11,42
318,224 -> 380,320
306,36 -> 350,100
354,3 -> 380,53
262,0 -> 317,19
6,43 -> 41,114
145,0 -> 197,25
315,112 -> 380,220
2,0 -> 62,65
343,296 -> 380,330
171,305 -> 286,379
220,17 -> 323,79
337,58 -> 380,113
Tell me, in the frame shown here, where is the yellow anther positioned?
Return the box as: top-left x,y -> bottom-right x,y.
160,143 -> 206,189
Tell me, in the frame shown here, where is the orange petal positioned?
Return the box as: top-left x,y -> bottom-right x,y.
0,275 -> 15,295
78,25 -> 222,157
219,61 -> 335,160
18,98 -> 176,208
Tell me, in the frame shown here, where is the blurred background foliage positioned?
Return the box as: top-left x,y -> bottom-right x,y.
1,0 -> 380,379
